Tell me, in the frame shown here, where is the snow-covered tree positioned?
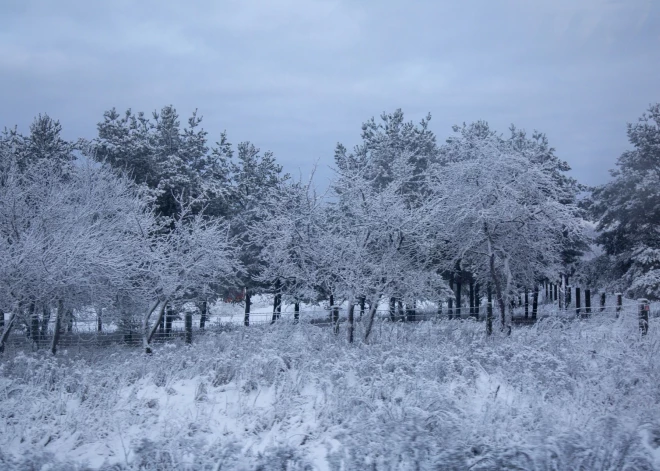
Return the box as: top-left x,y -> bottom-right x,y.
91,105 -> 230,220
329,151 -> 446,341
0,157 -> 156,353
429,122 -> 585,331
138,198 -> 242,352
224,141 -> 289,323
588,103 -> 660,300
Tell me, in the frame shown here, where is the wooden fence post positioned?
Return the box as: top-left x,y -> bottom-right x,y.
532,286 -> 539,320
185,309 -> 193,344
486,283 -> 493,335
575,287 -> 581,317
524,289 -> 529,319
455,277 -> 462,319
469,280 -> 475,318
585,289 -> 591,317
448,277 -> 454,320
600,292 -> 606,312
243,290 -> 250,326
554,284 -> 558,304
474,283 -> 480,319
638,299 -> 649,335
616,293 -> 623,318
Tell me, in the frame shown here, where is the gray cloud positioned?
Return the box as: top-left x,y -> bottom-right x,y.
1,0 -> 658,187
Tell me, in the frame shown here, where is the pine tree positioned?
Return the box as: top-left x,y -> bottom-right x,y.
589,103 -> 660,300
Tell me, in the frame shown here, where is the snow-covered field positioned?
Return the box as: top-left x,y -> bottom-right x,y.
1,314 -> 659,470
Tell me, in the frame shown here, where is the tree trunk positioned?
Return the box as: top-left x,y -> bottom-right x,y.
143,300 -> 164,354
575,287 -> 581,317
41,304 -> 50,341
244,290 -> 251,326
455,278 -> 462,319
524,289 -> 529,319
347,296 -> 355,343
271,293 -> 282,323
359,297 -> 365,322
0,309 -> 4,332
29,302 -> 38,343
474,283 -> 480,319
185,309 -> 193,344
486,283 -> 493,335
532,286 -> 539,320
330,294 -> 339,334
294,302 -> 300,323
488,252 -> 507,332
96,307 -> 103,332
165,304 -> 173,336
448,276 -> 454,319
600,292 -> 606,312
158,310 -> 165,335
200,300 -> 208,329
51,300 -> 64,355
0,312 -> 17,353
363,294 -> 382,342
397,300 -> 404,322
389,297 -> 396,322
469,279 -> 475,318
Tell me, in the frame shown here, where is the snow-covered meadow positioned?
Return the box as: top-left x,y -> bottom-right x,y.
1,313 -> 659,470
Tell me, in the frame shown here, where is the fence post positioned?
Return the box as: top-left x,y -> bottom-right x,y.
638,299 -> 649,335
448,277 -> 454,320
554,284 -> 558,303
575,287 -> 581,317
585,289 -> 591,316
532,285 -> 539,320
486,283 -> 493,335
185,310 -> 193,344
474,283 -> 481,319
455,278 -> 462,319
243,291 -> 250,326
616,293 -> 622,318
469,280 -> 475,318
524,289 -> 529,319
565,286 -> 571,310
600,292 -> 606,312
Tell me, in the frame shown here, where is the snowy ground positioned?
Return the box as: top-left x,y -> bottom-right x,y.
1,313 -> 659,470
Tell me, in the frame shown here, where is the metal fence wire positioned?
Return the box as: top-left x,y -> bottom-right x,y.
1,297 -> 654,352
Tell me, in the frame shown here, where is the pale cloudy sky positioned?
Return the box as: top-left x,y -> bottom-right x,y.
1,0 -> 658,187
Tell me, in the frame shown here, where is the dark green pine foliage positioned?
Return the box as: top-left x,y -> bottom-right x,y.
333,109 -> 440,302
92,105 -> 231,220
1,114 -> 76,174
227,142 -> 289,300
334,109 -> 439,195
589,103 -> 660,300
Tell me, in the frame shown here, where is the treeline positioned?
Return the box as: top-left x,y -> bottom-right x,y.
0,103 -> 657,352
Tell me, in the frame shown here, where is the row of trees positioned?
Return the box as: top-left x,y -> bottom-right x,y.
0,103 -> 657,351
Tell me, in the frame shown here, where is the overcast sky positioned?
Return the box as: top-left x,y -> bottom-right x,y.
1,0 -> 658,187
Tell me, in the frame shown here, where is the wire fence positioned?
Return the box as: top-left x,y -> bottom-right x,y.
1,296 -> 655,353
